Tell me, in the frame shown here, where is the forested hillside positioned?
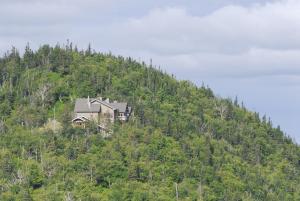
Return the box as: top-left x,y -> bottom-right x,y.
0,44 -> 299,201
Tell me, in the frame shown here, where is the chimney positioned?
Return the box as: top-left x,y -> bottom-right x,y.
105,98 -> 110,103
99,96 -> 103,101
87,96 -> 91,109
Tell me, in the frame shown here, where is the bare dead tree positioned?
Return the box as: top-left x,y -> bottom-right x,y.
36,83 -> 51,108
0,119 -> 5,134
214,100 -> 228,120
65,192 -> 74,201
175,182 -> 179,201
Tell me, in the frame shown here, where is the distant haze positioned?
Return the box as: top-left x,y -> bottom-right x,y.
1,0 -> 299,142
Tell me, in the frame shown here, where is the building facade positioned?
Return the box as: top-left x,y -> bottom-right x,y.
72,97 -> 131,128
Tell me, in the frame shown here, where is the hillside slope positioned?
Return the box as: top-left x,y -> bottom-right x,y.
0,44 -> 299,201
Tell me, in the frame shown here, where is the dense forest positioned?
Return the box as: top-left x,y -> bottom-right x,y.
0,43 -> 299,201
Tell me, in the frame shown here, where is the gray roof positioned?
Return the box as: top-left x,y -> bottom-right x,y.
74,98 -> 101,113
110,102 -> 127,113
91,99 -> 116,110
74,98 -> 128,113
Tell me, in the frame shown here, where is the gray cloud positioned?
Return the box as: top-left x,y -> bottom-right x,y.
2,0 -> 298,79
86,1 -> 300,80
101,1 -> 300,54
152,48 -> 300,79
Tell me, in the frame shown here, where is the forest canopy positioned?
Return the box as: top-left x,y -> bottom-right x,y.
0,44 -> 299,201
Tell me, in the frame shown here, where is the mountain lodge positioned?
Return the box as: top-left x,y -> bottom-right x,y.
72,97 -> 132,129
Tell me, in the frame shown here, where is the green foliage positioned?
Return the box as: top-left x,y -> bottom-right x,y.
29,164 -> 43,189
0,44 -> 299,200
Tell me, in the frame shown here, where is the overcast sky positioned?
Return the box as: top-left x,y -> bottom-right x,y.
1,0 -> 300,143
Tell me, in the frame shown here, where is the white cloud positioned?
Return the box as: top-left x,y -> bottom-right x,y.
150,48 -> 300,79
104,1 -> 300,53
1,0 -> 300,79
85,0 -> 299,79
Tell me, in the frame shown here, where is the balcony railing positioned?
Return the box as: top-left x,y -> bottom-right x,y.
118,116 -> 127,121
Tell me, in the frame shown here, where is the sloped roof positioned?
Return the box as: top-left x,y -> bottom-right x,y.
110,102 -> 127,113
74,98 -> 129,113
74,98 -> 101,113
90,99 -> 116,110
